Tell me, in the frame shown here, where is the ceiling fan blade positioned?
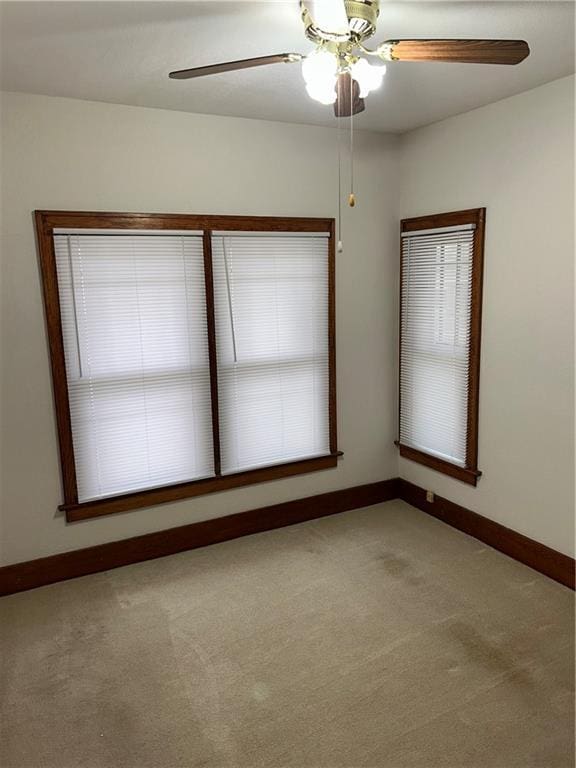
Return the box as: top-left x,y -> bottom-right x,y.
169,53 -> 303,80
382,39 -> 530,65
307,0 -> 349,36
334,73 -> 365,118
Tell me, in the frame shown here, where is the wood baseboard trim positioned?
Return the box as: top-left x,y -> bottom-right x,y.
398,479 -> 575,590
2,476 -> 572,596
0,478 -> 400,596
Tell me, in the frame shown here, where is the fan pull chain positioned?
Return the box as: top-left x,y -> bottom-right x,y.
337,113 -> 343,253
349,73 -> 355,208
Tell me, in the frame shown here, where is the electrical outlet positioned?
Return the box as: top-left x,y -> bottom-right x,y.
426,490 -> 435,503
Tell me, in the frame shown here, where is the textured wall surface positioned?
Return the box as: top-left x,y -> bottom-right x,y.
398,76 -> 575,557
0,92 -> 399,564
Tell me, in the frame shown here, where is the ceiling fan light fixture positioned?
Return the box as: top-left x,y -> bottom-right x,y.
302,49 -> 337,83
302,49 -> 338,104
350,58 -> 386,97
306,80 -> 337,105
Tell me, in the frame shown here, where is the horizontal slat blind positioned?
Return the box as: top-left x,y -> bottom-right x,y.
212,234 -> 330,474
400,228 -> 474,466
54,234 -> 213,501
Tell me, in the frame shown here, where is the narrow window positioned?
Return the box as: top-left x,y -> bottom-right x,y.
398,209 -> 485,485
36,212 -> 337,520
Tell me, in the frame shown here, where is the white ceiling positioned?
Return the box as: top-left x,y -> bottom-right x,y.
0,1 -> 574,133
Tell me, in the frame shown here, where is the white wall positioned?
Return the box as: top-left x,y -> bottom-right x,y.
1,76 -> 573,567
398,75 -> 575,557
0,92 -> 399,565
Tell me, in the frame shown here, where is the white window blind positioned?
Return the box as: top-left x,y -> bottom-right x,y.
400,225 -> 474,466
54,233 -> 213,501
212,233 -> 330,474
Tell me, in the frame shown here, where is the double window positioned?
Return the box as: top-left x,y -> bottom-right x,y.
398,209 -> 485,485
36,212 -> 337,521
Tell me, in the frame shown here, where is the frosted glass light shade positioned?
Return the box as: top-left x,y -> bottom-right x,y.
350,58 -> 386,97
305,80 -> 337,105
302,49 -> 337,104
307,0 -> 349,36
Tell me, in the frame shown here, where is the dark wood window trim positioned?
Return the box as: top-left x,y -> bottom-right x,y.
397,207 -> 485,487
35,211 -> 338,521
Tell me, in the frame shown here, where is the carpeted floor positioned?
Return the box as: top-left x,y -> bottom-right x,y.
1,500 -> 574,768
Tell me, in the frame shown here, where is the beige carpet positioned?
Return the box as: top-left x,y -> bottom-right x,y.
1,500 -> 574,768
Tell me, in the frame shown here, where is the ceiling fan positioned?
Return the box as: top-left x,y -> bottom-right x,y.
169,0 -> 530,117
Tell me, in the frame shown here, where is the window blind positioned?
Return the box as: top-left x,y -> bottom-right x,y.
54,233 -> 213,501
212,233 -> 330,474
400,226 -> 474,466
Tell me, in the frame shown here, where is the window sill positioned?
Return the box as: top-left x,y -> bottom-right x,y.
396,443 -> 481,487
61,452 -> 342,522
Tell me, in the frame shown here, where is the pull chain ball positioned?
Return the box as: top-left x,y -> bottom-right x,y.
348,192 -> 356,207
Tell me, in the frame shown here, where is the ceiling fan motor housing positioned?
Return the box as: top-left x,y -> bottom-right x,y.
345,0 -> 379,41
302,0 -> 379,44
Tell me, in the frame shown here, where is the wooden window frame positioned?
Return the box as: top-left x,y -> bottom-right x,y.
397,208 -> 485,486
35,210 -> 339,522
